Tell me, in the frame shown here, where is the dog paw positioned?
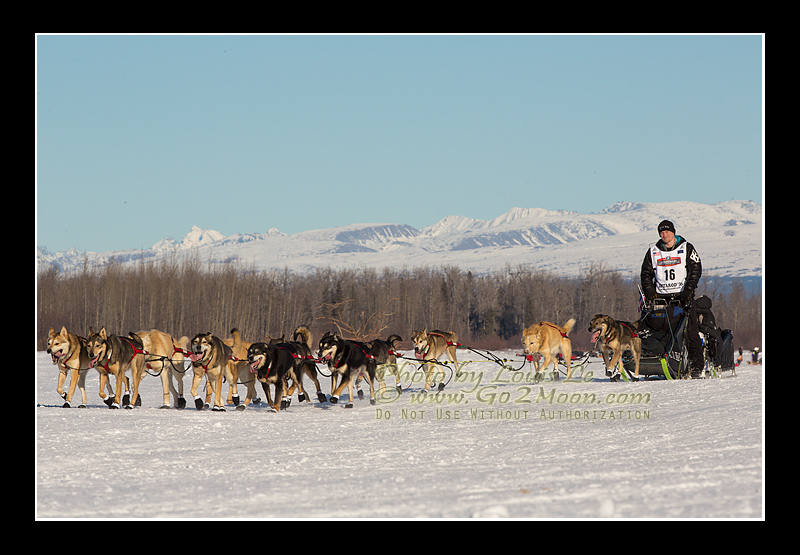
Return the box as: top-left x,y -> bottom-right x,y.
344,403 -> 354,409
317,392 -> 327,403
235,404 -> 247,411
211,405 -> 226,412
78,404 -> 86,408
61,401 -> 71,408
298,393 -> 306,402
177,397 -> 186,409
231,395 -> 240,406
357,389 -> 364,400
194,397 -> 205,410
330,396 -> 339,404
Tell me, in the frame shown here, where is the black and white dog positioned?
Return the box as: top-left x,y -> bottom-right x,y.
247,342 -> 296,412
317,332 -> 378,408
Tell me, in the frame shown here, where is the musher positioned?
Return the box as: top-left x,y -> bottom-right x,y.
640,219 -> 705,378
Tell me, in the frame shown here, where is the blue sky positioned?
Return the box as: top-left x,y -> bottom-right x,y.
36,34 -> 763,253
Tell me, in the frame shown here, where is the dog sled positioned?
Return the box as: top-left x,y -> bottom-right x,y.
621,296 -> 735,380
695,295 -> 736,377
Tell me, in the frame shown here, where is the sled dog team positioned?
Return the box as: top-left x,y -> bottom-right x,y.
46,314 -> 639,411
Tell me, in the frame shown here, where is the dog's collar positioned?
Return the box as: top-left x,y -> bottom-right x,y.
191,351 -> 211,372
97,346 -> 112,371
333,351 -> 345,368
52,349 -> 82,371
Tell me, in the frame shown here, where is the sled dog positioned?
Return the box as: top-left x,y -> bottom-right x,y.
357,334 -> 404,396
85,327 -> 143,408
246,341 -> 297,412
47,326 -> 113,407
317,332 -> 377,408
282,325 -> 325,404
588,314 -> 642,380
224,328 -> 263,409
188,332 -> 235,411
132,329 -> 189,409
521,319 -> 577,380
411,329 -> 459,391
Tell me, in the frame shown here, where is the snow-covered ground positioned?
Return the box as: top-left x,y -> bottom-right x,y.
35,350 -> 763,519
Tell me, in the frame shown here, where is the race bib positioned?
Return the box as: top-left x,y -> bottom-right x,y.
651,245 -> 688,294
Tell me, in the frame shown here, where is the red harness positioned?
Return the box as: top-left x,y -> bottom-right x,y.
427,332 -> 462,348
604,322 -> 638,344
98,336 -> 147,372
541,322 -> 568,338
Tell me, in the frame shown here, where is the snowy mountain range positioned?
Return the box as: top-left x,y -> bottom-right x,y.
37,200 -> 763,280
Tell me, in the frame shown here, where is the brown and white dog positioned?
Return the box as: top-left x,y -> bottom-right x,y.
224,328 -> 261,409
188,332 -> 235,411
521,319 -> 576,379
85,327 -> 143,408
588,314 -> 642,380
46,326 -> 113,408
411,329 -> 459,392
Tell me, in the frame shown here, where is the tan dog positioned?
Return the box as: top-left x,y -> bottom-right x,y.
46,326 -> 113,407
588,314 -> 642,380
521,319 -> 576,379
85,327 -> 142,408
132,329 -> 189,408
224,328 -> 259,409
411,329 -> 459,392
188,332 -> 235,411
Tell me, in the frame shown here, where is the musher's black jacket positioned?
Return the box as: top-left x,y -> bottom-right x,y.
640,236 -> 702,300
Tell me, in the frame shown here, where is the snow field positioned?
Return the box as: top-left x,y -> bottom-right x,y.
36,351 -> 763,519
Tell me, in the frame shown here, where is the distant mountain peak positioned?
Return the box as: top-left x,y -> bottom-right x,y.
178,226 -> 225,250
600,201 -> 646,214
37,200 -> 762,279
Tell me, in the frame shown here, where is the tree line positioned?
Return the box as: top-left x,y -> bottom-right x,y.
37,256 -> 762,353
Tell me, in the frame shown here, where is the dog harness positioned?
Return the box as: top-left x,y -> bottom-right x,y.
326,342 -> 377,369
603,322 -> 638,345
96,346 -> 112,371
95,336 -> 147,372
540,322 -> 568,338
426,332 -> 462,348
